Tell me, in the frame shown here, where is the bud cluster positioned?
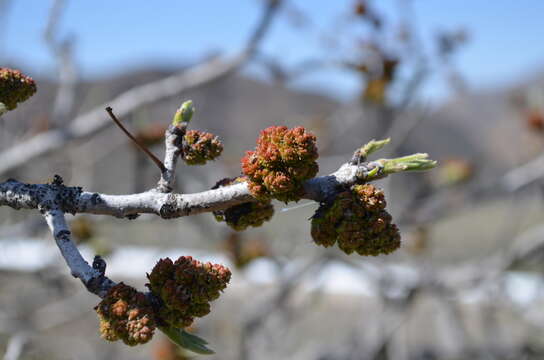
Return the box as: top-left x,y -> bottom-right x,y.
95,283 -> 156,346
311,184 -> 401,256
212,177 -> 274,231
0,68 -> 37,110
147,256 -> 231,329
182,130 -> 223,165
241,126 -> 319,202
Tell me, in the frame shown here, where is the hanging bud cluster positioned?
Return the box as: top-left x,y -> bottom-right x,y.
95,283 -> 156,346
147,256 -> 231,329
0,68 -> 37,110
311,184 -> 400,256
182,130 -> 223,165
241,126 -> 319,202
212,177 -> 274,231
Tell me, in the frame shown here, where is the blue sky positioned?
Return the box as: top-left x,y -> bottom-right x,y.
2,1 -> 544,102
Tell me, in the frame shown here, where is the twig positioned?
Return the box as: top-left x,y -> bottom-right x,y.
0,149 -> 433,220
105,107 -> 166,173
501,153 -> 544,191
3,332 -> 29,360
42,207 -> 115,298
44,0 -> 78,126
239,255 -> 329,360
157,124 -> 186,193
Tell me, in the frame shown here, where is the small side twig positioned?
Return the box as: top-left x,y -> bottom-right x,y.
105,107 -> 167,173
157,124 -> 186,193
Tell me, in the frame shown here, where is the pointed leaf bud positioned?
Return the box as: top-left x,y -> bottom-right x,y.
173,100 -> 195,125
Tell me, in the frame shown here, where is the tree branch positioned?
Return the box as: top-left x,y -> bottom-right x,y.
42,208 -> 115,297
0,149 -> 433,220
0,156 -> 371,219
44,0 -> 78,126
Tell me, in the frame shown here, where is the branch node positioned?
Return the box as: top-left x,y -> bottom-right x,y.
51,174 -> 64,186
93,255 -> 107,276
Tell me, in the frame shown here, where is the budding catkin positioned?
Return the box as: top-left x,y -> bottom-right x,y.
241,126 -> 319,202
0,68 -> 37,110
212,177 -> 274,231
182,130 -> 223,165
311,184 -> 400,256
146,256 -> 231,329
95,283 -> 156,346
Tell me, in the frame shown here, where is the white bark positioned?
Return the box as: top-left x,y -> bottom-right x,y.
0,160 -> 371,219
157,124 -> 186,192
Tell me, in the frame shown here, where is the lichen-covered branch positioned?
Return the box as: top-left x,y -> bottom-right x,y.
0,150 -> 435,220
43,208 -> 115,298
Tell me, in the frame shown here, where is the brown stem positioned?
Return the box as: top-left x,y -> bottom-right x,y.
105,107 -> 167,173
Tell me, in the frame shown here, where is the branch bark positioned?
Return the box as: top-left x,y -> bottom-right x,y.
157,124 -> 186,193
43,209 -> 115,297
0,159 -> 377,220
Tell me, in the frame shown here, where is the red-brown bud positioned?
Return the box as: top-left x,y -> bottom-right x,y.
241,126 -> 319,202
212,177 -> 274,231
182,130 -> 223,165
95,283 -> 156,346
147,256 -> 231,329
0,68 -> 37,111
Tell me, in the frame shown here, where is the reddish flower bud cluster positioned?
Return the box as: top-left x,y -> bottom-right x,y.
0,68 -> 37,110
241,126 -> 319,202
212,177 -> 274,231
147,256 -> 231,329
311,184 -> 401,256
95,283 -> 156,346
182,130 -> 223,165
